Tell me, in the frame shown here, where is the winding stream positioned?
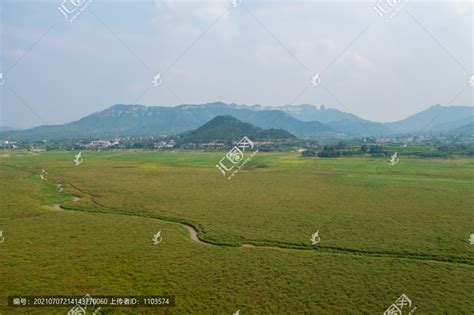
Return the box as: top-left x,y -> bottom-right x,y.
51,196 -> 209,245
4,164 -> 468,265
47,195 -> 473,266
183,224 -> 205,244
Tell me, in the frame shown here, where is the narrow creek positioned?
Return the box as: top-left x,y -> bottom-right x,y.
51,196 -> 211,245
46,196 -> 474,266
183,224 -> 205,244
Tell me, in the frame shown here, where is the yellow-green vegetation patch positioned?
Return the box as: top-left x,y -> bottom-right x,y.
1,152 -> 473,314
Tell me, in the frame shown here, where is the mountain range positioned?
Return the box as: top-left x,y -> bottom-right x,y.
1,102 -> 472,141
0,127 -> 16,132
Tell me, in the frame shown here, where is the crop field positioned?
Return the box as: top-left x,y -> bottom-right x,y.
0,151 -> 473,314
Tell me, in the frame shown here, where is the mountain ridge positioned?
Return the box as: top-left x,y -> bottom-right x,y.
1,103 -> 472,141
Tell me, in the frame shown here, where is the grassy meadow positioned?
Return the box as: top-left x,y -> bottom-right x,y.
0,151 -> 473,314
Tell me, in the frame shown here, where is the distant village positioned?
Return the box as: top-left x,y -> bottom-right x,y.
77,138 -> 177,150
0,133 -> 473,155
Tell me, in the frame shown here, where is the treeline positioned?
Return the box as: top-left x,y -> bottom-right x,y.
302,142 -> 474,158
302,143 -> 385,157
4,138 -> 474,157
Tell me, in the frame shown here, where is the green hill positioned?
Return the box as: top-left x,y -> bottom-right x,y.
176,115 -> 297,144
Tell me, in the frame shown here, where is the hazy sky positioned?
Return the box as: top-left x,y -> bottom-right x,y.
1,0 -> 472,128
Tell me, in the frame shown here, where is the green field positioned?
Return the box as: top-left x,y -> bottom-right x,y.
1,151 -> 473,314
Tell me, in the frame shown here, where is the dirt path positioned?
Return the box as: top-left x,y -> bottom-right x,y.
49,196 -> 80,210
183,224 -> 206,244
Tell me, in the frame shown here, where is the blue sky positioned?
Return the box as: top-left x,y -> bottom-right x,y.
1,0 -> 472,128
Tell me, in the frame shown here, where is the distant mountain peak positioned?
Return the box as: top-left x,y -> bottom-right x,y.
177,115 -> 296,143
198,115 -> 243,128
386,104 -> 473,133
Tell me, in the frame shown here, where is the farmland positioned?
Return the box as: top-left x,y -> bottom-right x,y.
0,151 -> 473,314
